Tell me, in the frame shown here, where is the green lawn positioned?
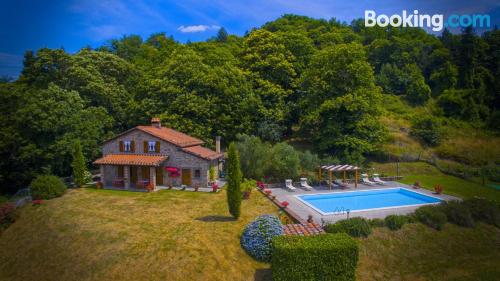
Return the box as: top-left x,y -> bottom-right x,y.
358,223 -> 500,281
1,179 -> 499,281
372,161 -> 500,202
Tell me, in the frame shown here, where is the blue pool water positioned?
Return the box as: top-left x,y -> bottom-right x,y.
297,188 -> 442,214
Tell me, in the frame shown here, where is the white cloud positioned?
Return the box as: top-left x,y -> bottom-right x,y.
177,24 -> 220,33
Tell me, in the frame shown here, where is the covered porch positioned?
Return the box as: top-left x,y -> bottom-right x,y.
94,154 -> 168,191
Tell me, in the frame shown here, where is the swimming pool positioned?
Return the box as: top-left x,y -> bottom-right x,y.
296,188 -> 442,215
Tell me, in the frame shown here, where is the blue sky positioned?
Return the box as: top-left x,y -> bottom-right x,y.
1,0 -> 499,77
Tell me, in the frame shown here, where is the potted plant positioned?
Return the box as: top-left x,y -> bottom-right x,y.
194,184 -> 200,192
264,189 -> 272,196
145,183 -> 154,192
434,184 -> 443,194
413,181 -> 421,189
281,201 -> 289,208
96,181 -> 103,189
241,179 -> 255,199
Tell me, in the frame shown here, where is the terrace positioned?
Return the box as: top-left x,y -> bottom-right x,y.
270,181 -> 458,224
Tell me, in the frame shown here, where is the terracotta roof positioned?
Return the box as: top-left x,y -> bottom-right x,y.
282,223 -> 325,236
136,126 -> 204,147
182,145 -> 223,160
93,154 -> 168,166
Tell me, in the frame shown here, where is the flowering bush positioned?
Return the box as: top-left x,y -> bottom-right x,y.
281,201 -> 289,208
256,181 -> 266,189
241,214 -> 283,262
211,183 -> 219,192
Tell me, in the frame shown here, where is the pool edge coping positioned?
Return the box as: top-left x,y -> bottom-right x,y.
293,187 -> 445,216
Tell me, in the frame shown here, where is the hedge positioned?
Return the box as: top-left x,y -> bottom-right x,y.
415,205 -> 447,230
272,233 -> 358,281
324,217 -> 372,238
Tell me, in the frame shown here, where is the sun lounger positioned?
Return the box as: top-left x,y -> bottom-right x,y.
333,179 -> 348,188
285,179 -> 296,192
372,174 -> 386,185
300,178 -> 313,190
361,174 -> 376,186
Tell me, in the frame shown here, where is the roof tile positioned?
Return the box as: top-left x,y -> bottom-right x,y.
93,154 -> 168,166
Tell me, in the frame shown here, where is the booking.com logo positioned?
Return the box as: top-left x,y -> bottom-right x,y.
365,10 -> 491,31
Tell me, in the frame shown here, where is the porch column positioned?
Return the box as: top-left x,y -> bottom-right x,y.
355,170 -> 358,188
150,166 -> 156,190
124,165 -> 130,189
100,165 -> 105,186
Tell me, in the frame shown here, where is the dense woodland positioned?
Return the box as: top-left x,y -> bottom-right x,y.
0,15 -> 499,193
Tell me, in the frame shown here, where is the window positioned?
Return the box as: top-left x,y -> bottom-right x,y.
148,141 -> 156,152
194,169 -> 201,178
124,141 -> 131,152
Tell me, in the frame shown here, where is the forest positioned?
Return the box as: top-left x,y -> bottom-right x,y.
0,14 -> 498,194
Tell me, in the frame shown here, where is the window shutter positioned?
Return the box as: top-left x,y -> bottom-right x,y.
119,141 -> 124,152
144,141 -> 148,153
155,142 -> 160,153
131,141 -> 135,152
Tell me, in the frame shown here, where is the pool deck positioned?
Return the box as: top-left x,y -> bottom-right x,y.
271,181 -> 458,225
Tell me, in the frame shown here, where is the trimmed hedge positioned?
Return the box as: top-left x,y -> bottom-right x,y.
442,201 -> 475,228
415,205 -> 447,230
240,214 -> 283,262
272,233 -> 358,281
324,217 -> 372,238
30,175 -> 67,200
385,215 -> 408,230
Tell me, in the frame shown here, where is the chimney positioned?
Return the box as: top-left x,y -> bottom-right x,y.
151,117 -> 161,128
215,136 -> 221,153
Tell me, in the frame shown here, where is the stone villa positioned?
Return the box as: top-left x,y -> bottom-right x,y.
94,118 -> 223,191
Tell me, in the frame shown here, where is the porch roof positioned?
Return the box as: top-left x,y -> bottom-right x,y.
93,154 -> 168,166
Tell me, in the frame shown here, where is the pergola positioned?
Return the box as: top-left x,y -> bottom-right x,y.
319,164 -> 360,189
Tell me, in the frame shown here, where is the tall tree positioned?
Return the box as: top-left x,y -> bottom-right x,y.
71,140 -> 87,187
226,142 -> 242,219
216,27 -> 229,42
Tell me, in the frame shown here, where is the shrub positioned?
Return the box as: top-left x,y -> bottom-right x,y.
385,215 -> 408,230
324,217 -> 372,238
30,175 -> 67,200
415,205 -> 447,230
410,115 -> 443,146
272,233 -> 358,281
241,215 -> 283,262
369,218 -> 385,228
462,198 -> 500,227
442,201 -> 475,228
226,143 -> 242,219
0,203 -> 17,226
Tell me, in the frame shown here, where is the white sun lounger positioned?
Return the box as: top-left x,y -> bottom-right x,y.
372,174 -> 386,185
361,174 -> 376,186
299,178 -> 313,191
285,179 -> 296,192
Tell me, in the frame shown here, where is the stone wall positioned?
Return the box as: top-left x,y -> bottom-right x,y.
101,129 -> 217,187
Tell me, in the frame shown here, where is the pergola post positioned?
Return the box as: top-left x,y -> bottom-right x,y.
318,166 -> 322,186
343,170 -> 346,183
355,170 -> 358,188
328,170 -> 332,190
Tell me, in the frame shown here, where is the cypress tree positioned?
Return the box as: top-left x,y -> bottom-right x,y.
72,140 -> 88,187
226,142 -> 242,219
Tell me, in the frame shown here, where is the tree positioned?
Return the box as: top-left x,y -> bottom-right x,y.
216,27 -> 229,42
72,140 -> 88,187
226,142 -> 242,219
300,43 -> 386,160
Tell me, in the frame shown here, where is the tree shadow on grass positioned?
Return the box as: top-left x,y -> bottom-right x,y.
254,268 -> 272,281
195,215 -> 236,222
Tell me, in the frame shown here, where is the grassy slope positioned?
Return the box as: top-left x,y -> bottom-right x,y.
0,188 -> 277,281
372,161 -> 500,202
357,223 -> 500,281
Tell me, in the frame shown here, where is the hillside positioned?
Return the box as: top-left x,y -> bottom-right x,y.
0,14 -> 498,194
